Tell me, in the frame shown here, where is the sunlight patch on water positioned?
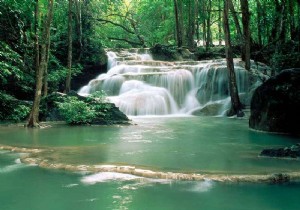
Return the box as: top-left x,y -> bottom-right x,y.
81,172 -> 141,184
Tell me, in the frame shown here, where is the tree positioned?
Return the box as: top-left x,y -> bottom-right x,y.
187,0 -> 197,50
223,0 -> 243,116
27,0 -> 54,127
173,0 -> 183,48
240,0 -> 251,71
65,0 -> 73,93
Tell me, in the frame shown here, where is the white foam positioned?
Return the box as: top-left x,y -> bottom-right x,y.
14,158 -> 21,164
0,163 -> 27,173
188,179 -> 214,192
63,183 -> 79,188
81,172 -> 141,184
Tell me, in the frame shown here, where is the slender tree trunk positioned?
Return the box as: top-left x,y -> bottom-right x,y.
240,0 -> 251,70
74,0 -> 82,62
278,0 -> 287,41
218,0 -> 223,46
228,0 -> 243,39
187,0 -> 196,50
270,0 -> 281,43
27,0 -> 54,127
65,0 -> 73,93
43,34 -> 51,96
34,0 -> 39,79
202,1 -> 206,46
223,0 -> 243,116
203,17 -> 206,46
173,0 -> 183,47
288,0 -> 296,40
206,0 -> 212,50
256,0 -> 263,46
195,0 -> 200,45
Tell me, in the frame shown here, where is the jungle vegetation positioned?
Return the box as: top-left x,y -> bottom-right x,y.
0,0 -> 299,125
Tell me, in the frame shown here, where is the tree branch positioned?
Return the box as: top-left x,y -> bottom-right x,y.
107,37 -> 144,46
94,18 -> 134,34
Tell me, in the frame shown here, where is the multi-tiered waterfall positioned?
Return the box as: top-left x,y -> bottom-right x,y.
78,49 -> 266,116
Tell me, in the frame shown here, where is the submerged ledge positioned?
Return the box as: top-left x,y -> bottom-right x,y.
1,144 -> 299,184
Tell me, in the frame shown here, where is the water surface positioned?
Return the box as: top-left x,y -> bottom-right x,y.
0,117 -> 299,174
1,152 -> 300,210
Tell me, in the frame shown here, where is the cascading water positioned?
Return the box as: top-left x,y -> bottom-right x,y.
78,49 -> 267,116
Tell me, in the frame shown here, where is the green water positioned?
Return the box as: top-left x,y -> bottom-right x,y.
1,152 -> 300,210
0,117 -> 299,174
1,116 -> 300,209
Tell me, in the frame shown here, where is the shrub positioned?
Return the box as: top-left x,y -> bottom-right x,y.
0,91 -> 31,122
10,104 -> 31,122
57,96 -> 96,125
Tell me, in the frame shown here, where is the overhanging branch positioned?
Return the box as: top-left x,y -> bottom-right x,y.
108,37 -> 144,46
94,18 -> 134,34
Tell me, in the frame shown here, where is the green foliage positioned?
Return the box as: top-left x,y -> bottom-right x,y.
0,91 -> 30,122
10,105 -> 31,122
57,96 -> 96,125
0,41 -> 23,84
89,90 -> 107,102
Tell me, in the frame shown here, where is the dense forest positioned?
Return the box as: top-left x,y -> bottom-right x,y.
0,0 -> 299,126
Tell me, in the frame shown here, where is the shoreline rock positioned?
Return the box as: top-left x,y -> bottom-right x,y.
249,68 -> 300,136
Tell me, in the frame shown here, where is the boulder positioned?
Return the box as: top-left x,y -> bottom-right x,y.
191,103 -> 224,116
249,68 -> 300,135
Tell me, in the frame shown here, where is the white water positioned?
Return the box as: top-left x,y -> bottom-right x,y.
78,49 -> 268,116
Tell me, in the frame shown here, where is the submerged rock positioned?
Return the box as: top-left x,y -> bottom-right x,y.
191,103 -> 224,116
269,173 -> 290,184
260,144 -> 300,159
249,68 -> 300,135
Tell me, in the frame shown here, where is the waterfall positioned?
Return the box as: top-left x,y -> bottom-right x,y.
78,49 -> 266,116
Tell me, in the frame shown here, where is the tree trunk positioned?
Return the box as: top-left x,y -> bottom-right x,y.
195,0 -> 200,43
65,0 -> 73,93
43,34 -> 51,96
223,0 -> 243,116
256,0 -> 263,46
74,0 -> 82,62
206,0 -> 212,50
34,0 -> 39,79
202,1 -> 206,46
228,0 -> 243,39
240,0 -> 251,71
187,0 -> 196,50
173,0 -> 183,47
27,0 -> 54,127
218,0 -> 223,46
288,0 -> 296,40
